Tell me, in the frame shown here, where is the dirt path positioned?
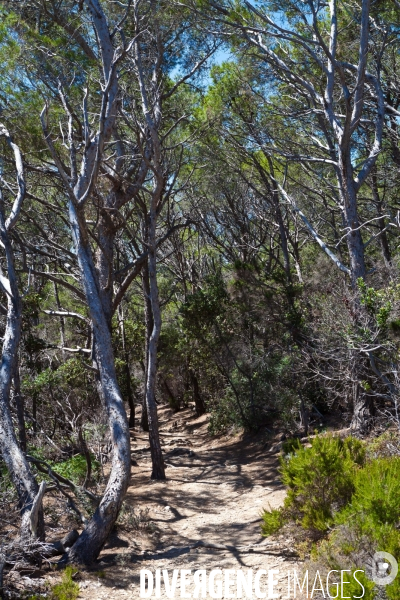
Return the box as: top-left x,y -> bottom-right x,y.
76,407 -> 298,599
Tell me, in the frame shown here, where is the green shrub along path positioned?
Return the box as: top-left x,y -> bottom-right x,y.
262,433 -> 400,599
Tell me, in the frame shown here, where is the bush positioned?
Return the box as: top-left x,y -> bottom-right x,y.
281,437 -> 302,455
277,435 -> 365,532
331,569 -> 375,600
261,506 -> 286,536
333,457 -> 400,600
337,457 -> 400,534
50,566 -> 79,600
52,454 -> 100,485
269,437 -> 400,599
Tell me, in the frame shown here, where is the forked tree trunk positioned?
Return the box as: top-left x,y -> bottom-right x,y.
67,201 -> 131,565
35,0 -> 132,564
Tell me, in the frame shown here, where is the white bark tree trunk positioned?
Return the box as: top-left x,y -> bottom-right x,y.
0,125 -> 44,541
67,202 -> 131,565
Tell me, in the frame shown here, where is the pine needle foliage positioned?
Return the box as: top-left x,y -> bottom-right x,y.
50,567 -> 79,600
262,435 -> 366,534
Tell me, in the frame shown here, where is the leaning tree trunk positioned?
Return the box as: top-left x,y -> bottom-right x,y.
67,201 -> 131,565
36,0 -> 132,565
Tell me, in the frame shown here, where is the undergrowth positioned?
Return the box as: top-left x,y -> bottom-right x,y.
261,432 -> 400,599
52,454 -> 100,485
49,566 -> 79,600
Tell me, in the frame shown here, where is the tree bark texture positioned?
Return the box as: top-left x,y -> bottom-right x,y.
67,202 -> 131,565
0,125 -> 44,541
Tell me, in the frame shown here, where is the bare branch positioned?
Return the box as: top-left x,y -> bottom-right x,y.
0,125 -> 26,231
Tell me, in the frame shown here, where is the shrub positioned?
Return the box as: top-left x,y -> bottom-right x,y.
50,566 -> 79,600
261,434 -> 400,597
331,569 -> 375,600
337,457 -> 400,534
333,457 -> 400,600
52,454 -> 100,485
261,506 -> 286,536
281,437 -> 302,455
279,435 -> 365,531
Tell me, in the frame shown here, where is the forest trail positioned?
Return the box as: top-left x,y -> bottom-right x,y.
73,406 -> 298,599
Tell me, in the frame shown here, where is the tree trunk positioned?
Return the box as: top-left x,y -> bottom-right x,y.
0,210 -> 44,541
371,170 -> 391,267
95,196 -> 115,328
190,370 -> 206,416
118,303 -> 135,428
163,377 -> 180,411
145,215 -> 165,480
338,150 -> 373,432
299,394 -> 309,436
341,185 -> 366,289
67,200 -> 131,565
126,380 -> 136,429
350,379 -> 374,433
13,365 -> 26,452
141,262 -> 152,432
53,281 -> 66,358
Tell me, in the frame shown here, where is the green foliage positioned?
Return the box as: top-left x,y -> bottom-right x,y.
357,278 -> 393,330
335,458 -> 400,599
270,436 -> 400,598
261,506 -> 286,536
22,358 -> 89,399
50,567 -> 79,600
262,435 -> 366,535
208,388 -> 243,434
281,435 -> 365,531
52,454 -> 100,485
281,437 -> 302,455
180,273 -> 229,333
332,570 -> 375,600
309,456 -> 400,600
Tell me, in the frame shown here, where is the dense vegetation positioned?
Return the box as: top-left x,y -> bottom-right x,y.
0,0 -> 400,589
262,433 -> 400,598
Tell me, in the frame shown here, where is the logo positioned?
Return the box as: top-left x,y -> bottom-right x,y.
371,552 -> 398,586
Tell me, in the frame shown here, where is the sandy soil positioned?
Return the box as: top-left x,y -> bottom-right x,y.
71,406 -> 298,599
